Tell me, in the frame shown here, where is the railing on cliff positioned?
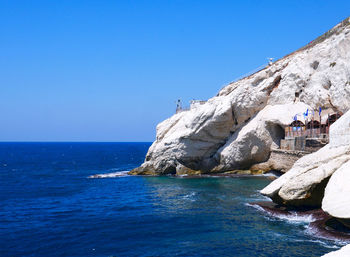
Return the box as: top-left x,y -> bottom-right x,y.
175,100 -> 207,114
285,127 -> 329,139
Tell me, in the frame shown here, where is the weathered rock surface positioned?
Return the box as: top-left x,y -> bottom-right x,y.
131,96 -> 235,175
261,109 -> 350,207
322,244 -> 350,257
131,17 -> 350,175
321,109 -> 350,223
212,103 -> 311,171
322,159 -> 350,223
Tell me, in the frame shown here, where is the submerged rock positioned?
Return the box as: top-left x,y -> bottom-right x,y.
132,17 -> 350,175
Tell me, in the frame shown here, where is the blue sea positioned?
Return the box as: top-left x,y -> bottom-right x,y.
0,142 -> 344,257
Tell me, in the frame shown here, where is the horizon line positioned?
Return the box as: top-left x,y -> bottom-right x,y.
0,141 -> 153,143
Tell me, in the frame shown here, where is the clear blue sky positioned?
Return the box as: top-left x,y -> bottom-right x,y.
1,0 -> 349,142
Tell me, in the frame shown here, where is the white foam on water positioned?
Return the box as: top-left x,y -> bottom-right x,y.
182,192 -> 197,201
308,239 -> 343,249
256,172 -> 279,178
274,212 -> 316,224
245,203 -> 278,223
295,235 -> 345,248
250,190 -> 272,202
247,204 -> 350,248
246,203 -> 265,212
88,170 -> 130,178
246,203 -> 316,224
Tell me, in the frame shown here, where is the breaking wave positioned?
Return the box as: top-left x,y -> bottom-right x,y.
88,170 -> 129,178
247,203 -> 316,224
182,192 -> 197,201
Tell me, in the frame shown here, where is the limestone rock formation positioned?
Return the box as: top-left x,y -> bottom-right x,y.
212,103 -> 311,172
131,17 -> 350,175
261,109 -> 350,207
322,244 -> 350,257
322,159 -> 350,226
130,96 -> 235,175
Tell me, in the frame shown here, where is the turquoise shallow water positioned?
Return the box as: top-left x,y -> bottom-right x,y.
0,142 -> 343,256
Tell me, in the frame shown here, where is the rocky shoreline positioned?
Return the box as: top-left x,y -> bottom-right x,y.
130,17 -> 350,256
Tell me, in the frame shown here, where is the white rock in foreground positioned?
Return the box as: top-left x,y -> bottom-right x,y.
322,244 -> 350,257
322,159 -> 350,220
260,144 -> 350,206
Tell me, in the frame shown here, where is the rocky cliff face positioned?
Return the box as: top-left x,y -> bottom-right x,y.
131,17 -> 350,175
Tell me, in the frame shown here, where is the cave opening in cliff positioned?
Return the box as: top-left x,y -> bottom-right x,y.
267,123 -> 285,149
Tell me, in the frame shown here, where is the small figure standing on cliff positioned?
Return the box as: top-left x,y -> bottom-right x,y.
176,99 -> 182,113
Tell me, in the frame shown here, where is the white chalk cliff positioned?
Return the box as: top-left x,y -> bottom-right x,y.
130,17 -> 350,175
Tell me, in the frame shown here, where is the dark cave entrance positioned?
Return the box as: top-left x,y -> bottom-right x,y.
267,123 -> 285,149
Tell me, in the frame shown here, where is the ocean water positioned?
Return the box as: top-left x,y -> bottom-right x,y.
0,142 -> 343,257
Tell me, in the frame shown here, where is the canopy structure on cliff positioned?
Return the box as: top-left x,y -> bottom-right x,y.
312,109 -> 342,125
306,120 -> 320,129
283,109 -> 343,151
290,120 -> 305,127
